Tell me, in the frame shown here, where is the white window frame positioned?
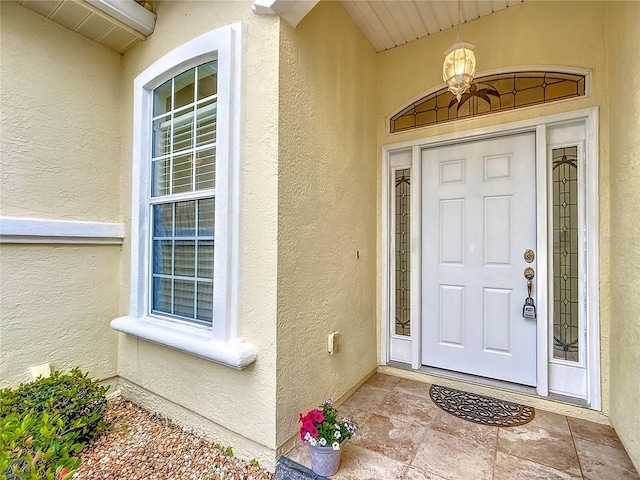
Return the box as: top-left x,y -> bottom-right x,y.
111,23 -> 257,370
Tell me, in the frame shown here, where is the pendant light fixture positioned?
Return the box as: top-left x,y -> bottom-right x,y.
442,0 -> 476,102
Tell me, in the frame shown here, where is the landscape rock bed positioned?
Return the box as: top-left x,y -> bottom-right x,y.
73,399 -> 274,480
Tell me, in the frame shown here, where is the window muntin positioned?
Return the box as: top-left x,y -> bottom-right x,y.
151,61 -> 217,198
149,61 -> 218,327
151,199 -> 214,326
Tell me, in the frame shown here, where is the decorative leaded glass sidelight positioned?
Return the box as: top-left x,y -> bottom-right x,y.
394,169 -> 411,336
552,146 -> 580,361
390,71 -> 586,133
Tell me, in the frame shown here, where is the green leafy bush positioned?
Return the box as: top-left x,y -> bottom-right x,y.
0,368 -> 110,480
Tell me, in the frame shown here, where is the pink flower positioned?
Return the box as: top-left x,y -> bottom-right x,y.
313,409 -> 324,423
310,426 -> 318,438
59,468 -> 69,479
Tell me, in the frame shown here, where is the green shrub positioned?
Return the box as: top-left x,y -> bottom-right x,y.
0,368 -> 109,480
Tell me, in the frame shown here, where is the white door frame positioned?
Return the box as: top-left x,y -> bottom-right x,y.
381,107 -> 600,409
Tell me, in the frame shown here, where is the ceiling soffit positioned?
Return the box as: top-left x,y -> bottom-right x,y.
341,0 -> 524,52
18,0 -> 156,54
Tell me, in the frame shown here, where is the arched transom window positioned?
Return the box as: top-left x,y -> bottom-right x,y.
389,70 -> 587,134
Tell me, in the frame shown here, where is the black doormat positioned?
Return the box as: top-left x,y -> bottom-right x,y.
276,457 -> 327,480
429,384 -> 535,427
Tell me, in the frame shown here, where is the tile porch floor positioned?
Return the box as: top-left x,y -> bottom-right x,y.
285,374 -> 640,480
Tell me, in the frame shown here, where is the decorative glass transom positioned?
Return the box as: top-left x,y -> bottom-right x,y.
394,169 -> 411,336
390,71 -> 586,133
552,146 -> 579,361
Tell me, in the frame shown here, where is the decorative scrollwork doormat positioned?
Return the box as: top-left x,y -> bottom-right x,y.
429,385 -> 535,427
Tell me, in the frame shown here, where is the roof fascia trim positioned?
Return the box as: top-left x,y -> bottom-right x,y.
252,0 -> 319,27
85,0 -> 156,36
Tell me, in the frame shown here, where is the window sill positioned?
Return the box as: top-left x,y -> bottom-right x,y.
110,316 -> 257,370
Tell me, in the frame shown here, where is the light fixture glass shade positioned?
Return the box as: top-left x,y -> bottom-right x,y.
443,37 -> 476,102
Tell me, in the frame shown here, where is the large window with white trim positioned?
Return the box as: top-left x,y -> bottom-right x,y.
150,61 -> 218,326
111,24 -> 255,368
116,23 -> 245,354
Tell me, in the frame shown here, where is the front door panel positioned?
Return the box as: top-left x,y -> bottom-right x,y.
421,133 -> 537,386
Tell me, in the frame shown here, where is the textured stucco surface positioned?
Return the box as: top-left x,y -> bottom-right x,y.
0,245 -> 120,387
377,1 -> 612,417
276,1 -> 379,448
3,0 -> 639,471
0,2 -> 121,221
606,1 -> 640,470
117,1 -> 280,464
0,2 -> 122,387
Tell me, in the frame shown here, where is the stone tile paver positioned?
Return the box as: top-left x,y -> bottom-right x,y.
365,373 -> 401,390
497,419 -> 581,476
350,413 -> 428,464
411,429 -> 495,480
403,466 -> 448,480
574,437 -> 640,480
428,407 -> 498,449
393,378 -> 433,399
338,383 -> 391,425
331,444 -> 407,480
375,389 -> 438,428
493,451 -> 582,479
568,416 -> 623,449
284,373 -> 640,480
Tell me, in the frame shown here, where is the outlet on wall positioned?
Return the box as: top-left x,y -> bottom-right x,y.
29,363 -> 51,380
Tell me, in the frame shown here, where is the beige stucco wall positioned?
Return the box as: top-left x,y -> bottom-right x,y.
0,2 -> 121,222
0,2 -> 122,386
116,1 -> 281,466
0,245 -> 121,387
4,0 -> 638,471
276,1 -> 379,449
377,0 -> 612,416
606,1 -> 640,470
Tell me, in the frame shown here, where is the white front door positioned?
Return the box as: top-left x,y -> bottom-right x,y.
421,133 -> 538,386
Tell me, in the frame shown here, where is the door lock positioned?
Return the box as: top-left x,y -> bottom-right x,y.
524,249 -> 535,263
523,267 -> 536,319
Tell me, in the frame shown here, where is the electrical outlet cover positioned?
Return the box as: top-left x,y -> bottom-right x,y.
29,363 -> 52,380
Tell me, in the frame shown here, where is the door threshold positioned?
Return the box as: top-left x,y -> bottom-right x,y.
420,364 -> 537,395
386,361 -> 589,409
388,361 -> 536,395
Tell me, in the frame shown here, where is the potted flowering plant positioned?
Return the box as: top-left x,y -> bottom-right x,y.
299,398 -> 357,476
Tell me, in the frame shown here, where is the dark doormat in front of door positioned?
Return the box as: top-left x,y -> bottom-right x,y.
429,385 -> 535,427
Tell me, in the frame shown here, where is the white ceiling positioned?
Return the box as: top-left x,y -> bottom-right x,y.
341,0 -> 524,52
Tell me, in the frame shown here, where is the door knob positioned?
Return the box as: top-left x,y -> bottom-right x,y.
524,267 -> 534,280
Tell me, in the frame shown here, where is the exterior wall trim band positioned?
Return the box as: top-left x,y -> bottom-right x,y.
0,216 -> 124,244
